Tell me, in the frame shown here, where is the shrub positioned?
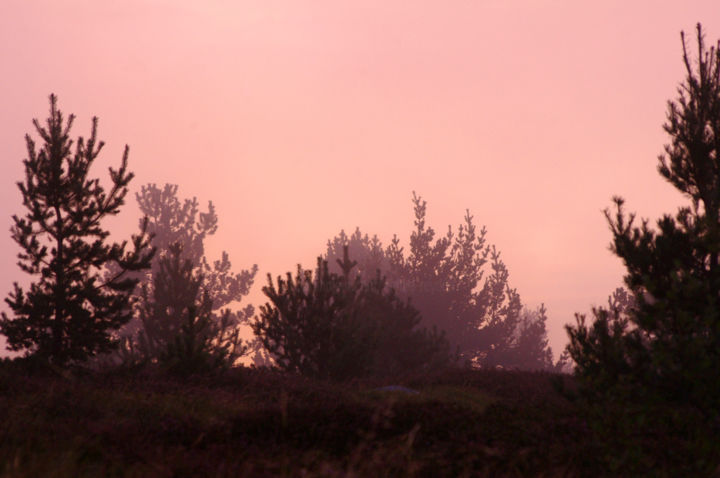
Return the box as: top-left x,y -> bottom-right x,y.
252,247 -> 450,380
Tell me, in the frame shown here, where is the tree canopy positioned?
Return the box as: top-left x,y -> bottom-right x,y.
252,246 -> 450,379
325,193 -> 560,370
567,24 -> 720,412
0,95 -> 154,365
135,183 -> 257,314
119,184 -> 257,365
134,242 -> 247,373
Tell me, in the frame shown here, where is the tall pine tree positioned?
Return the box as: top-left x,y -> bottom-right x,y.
567,24 -> 720,411
0,95 -> 154,365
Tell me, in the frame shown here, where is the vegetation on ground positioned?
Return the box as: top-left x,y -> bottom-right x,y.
2,362 -> 715,477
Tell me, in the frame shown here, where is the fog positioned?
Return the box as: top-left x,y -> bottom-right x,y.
1,1 -> 717,358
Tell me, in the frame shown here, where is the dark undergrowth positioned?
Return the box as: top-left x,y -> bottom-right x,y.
0,361 -> 717,477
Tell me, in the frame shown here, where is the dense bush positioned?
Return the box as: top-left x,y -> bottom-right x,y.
252,247 -> 450,380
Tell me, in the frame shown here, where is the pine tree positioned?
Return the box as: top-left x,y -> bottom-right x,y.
324,193 -> 559,370
118,183 -> 257,362
136,183 -> 218,269
325,228 -> 388,282
252,247 -> 449,380
567,24 -> 720,411
138,183 -> 256,314
0,95 -> 154,365
253,256 -> 362,379
135,242 -> 247,373
499,305 -> 570,371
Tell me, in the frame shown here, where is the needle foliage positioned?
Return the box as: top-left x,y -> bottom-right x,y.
0,95 -> 154,365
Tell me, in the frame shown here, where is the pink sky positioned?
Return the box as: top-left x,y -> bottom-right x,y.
1,1 -> 718,358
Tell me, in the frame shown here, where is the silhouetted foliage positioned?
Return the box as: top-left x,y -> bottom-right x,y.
499,305 -> 562,371
566,288 -> 636,392
135,184 -> 257,310
252,247 -> 450,380
129,242 -> 247,373
118,184 -> 257,364
567,24 -> 720,415
0,95 -> 154,365
325,193 -> 559,370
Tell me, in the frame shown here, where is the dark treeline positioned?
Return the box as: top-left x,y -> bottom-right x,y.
0,94 -> 562,375
322,198 -> 564,371
2,22 -> 720,475
251,192 -> 567,379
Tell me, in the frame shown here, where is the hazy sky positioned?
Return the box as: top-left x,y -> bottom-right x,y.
1,1 -> 718,357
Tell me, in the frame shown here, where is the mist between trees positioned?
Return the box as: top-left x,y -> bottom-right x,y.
1,23 -> 719,405
4,21 -> 720,475
0,92 -> 565,376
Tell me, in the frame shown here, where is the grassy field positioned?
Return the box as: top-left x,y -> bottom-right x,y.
0,363 -> 717,477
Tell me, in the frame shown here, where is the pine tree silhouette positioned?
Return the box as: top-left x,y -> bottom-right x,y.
253,252 -> 449,380
567,24 -> 720,411
324,193 -> 558,370
0,95 -> 154,365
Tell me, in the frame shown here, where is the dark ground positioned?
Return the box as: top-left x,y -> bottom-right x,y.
0,362 -> 717,477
